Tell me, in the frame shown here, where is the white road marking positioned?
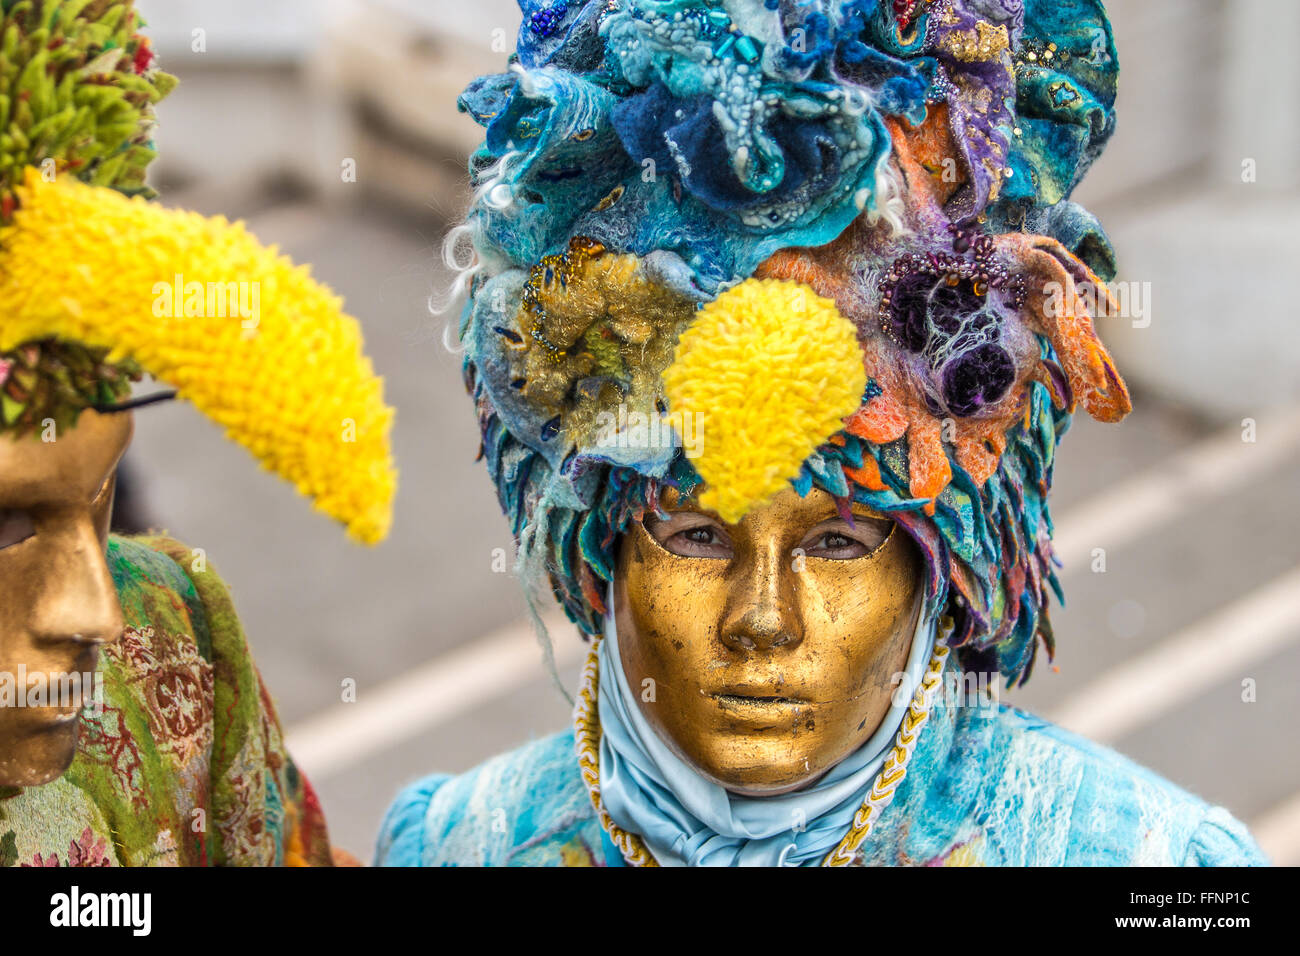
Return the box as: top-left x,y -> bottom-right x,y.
1052,408 -> 1300,571
286,611 -> 583,781
1048,564 -> 1300,742
1252,791 -> 1300,867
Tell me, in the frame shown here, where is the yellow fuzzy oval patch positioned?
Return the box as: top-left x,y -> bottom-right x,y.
663,278 -> 866,523
0,170 -> 396,544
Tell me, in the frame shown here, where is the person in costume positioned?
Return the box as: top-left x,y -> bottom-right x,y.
0,0 -> 395,866
376,0 -> 1267,866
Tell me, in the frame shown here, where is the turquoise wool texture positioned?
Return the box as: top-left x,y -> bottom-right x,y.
375,669 -> 1268,867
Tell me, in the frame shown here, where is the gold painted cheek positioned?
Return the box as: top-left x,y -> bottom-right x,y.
793,531 -> 925,716
616,524 -> 728,707
797,529 -> 924,655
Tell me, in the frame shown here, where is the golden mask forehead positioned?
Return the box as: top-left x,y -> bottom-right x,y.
0,409 -> 132,509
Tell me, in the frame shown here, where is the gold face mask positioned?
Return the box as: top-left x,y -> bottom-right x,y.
613,484 -> 924,796
0,410 -> 129,787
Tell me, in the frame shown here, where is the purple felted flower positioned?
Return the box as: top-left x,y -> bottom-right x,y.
941,343 -> 1016,416
929,279 -> 986,336
887,272 -> 991,353
887,272 -> 934,353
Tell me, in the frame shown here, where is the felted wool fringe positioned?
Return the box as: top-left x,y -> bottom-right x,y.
515,487 -> 575,707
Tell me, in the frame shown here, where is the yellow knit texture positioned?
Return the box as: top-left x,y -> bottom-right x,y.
0,169 -> 396,544
663,278 -> 867,523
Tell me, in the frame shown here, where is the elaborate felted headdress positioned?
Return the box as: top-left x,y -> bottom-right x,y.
0,0 -> 396,544
456,0 -> 1129,684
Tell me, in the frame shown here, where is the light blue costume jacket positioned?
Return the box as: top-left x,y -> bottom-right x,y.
375,678 -> 1267,867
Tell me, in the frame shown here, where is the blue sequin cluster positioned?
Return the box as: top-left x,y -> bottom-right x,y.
529,1 -> 569,38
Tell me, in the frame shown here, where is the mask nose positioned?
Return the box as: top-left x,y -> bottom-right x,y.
30,517 -> 124,650
719,541 -> 803,653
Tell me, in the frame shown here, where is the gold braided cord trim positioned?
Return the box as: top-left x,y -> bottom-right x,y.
823,642 -> 951,866
574,643 -> 660,867
575,638 -> 952,868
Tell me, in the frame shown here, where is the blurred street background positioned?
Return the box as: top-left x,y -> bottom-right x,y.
126,0 -> 1300,862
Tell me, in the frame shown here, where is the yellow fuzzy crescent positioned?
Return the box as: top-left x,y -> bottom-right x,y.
663,278 -> 867,523
0,169 -> 396,544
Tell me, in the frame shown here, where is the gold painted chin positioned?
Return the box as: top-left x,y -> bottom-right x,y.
0,718 -> 81,787
642,688 -> 845,794
0,677 -> 95,785
673,729 -> 840,796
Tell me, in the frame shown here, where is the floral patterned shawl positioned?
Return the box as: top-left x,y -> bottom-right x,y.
0,535 -> 332,867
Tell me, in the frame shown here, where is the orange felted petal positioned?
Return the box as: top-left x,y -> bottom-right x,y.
891,103 -> 964,209
845,391 -> 909,444
905,413 -> 952,512
844,454 -> 889,492
952,419 -> 1011,487
953,436 -> 999,486
884,116 -> 950,226
1081,351 -> 1131,423
754,248 -> 837,292
753,220 -> 885,320
999,233 -> 1131,423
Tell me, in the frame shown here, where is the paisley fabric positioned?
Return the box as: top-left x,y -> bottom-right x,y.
0,535 -> 332,867
375,657 -> 1267,867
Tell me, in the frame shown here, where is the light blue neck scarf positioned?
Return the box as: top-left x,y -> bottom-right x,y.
596,588 -> 938,867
